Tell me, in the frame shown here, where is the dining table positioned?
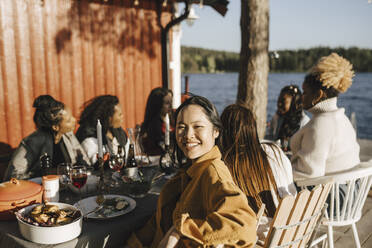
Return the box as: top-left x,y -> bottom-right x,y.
0,168 -> 168,248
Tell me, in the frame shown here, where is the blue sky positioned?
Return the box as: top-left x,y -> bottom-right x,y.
180,0 -> 372,52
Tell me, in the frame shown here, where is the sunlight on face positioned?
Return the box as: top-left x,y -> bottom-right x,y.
277,93 -> 292,115
57,107 -> 76,134
110,104 -> 123,128
175,104 -> 219,161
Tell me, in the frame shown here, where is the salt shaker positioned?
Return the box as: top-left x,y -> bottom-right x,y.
42,175 -> 60,202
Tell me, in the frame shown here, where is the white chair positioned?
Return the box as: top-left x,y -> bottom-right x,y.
296,162 -> 372,248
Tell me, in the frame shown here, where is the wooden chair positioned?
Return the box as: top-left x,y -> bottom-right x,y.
258,181 -> 332,248
296,162 -> 372,248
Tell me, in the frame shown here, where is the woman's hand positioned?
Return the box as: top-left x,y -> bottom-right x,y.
158,225 -> 180,248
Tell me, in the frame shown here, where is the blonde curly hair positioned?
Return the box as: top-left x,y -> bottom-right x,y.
310,53 -> 354,93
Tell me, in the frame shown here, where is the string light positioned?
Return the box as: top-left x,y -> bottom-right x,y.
134,0 -> 139,6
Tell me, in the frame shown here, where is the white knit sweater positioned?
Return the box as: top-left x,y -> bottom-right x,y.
290,97 -> 360,179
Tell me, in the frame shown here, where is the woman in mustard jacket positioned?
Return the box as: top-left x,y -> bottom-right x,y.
127,96 -> 257,248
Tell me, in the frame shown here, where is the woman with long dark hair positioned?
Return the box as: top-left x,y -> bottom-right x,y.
76,95 -> 128,166
140,87 -> 173,155
4,95 -> 90,180
220,103 -> 296,218
127,96 -> 257,248
267,85 -> 309,149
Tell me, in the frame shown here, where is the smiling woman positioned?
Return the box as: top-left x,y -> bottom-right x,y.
127,96 -> 257,248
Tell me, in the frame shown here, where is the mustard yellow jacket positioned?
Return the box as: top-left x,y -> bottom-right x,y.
127,146 -> 257,247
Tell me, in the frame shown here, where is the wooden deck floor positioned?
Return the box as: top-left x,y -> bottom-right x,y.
331,193 -> 372,247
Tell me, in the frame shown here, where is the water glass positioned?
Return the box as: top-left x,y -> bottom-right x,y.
57,163 -> 72,189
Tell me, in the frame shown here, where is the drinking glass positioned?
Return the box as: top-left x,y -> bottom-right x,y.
109,154 -> 125,187
70,166 -> 88,200
57,163 -> 72,190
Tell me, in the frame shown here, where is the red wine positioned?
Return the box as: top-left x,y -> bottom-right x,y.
110,163 -> 123,172
72,174 -> 87,189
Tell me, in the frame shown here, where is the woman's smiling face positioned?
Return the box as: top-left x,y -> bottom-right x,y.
175,104 -> 219,161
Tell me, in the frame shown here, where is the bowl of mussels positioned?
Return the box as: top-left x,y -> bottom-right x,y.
15,202 -> 82,244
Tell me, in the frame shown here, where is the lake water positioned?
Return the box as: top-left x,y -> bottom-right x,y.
181,72 -> 372,140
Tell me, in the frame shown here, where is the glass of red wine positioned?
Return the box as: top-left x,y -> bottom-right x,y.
109,153 -> 125,187
70,165 -> 88,199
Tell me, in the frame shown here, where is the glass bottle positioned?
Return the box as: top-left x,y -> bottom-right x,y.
126,143 -> 137,168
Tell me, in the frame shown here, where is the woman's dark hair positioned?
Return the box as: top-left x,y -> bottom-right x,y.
174,95 -> 222,166
141,88 -> 172,139
277,85 -> 304,139
33,95 -> 65,132
77,95 -> 119,139
304,74 -> 340,99
219,103 -> 279,216
143,87 -> 172,126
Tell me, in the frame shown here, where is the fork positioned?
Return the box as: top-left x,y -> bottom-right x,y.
83,205 -> 104,218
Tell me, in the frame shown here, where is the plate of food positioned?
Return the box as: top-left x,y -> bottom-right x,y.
74,194 -> 136,219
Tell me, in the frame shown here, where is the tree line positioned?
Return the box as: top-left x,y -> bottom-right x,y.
181,46 -> 372,73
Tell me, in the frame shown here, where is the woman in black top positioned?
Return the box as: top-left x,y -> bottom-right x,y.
4,95 -> 90,180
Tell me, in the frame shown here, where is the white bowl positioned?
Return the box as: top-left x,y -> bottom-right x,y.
16,202 -> 82,244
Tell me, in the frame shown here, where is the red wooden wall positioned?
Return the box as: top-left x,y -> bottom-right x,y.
0,0 -> 172,149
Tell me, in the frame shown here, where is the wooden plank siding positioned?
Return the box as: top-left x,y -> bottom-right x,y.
0,0 -> 172,150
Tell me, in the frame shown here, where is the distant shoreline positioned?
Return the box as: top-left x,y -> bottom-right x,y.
181,46 -> 372,74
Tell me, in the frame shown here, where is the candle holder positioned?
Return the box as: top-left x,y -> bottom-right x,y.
97,157 -> 107,193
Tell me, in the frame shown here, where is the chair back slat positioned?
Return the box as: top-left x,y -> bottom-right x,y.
340,179 -> 354,220
330,184 -> 335,221
291,185 -> 322,248
356,177 -> 372,216
278,190 -> 311,246
335,182 -> 340,221
265,195 -> 296,247
347,180 -> 355,220
302,182 -> 333,246
351,177 -> 367,218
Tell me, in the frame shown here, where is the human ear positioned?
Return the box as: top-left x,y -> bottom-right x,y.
213,129 -> 219,139
313,89 -> 325,106
52,125 -> 60,132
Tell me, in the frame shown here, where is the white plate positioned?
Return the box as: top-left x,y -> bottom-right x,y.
74,195 -> 136,219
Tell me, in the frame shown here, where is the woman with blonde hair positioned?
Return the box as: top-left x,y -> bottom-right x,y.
290,53 -> 360,179
219,103 -> 296,219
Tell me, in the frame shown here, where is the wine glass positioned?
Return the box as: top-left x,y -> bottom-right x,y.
70,165 -> 88,200
109,154 -> 125,187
